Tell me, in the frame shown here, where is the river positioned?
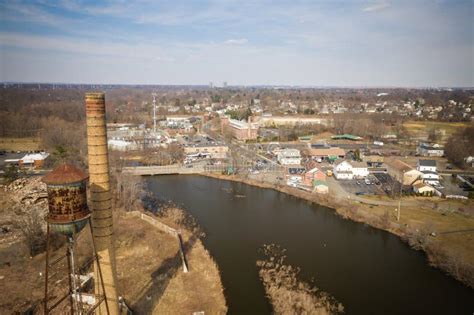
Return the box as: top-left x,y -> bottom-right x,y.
147,175 -> 474,315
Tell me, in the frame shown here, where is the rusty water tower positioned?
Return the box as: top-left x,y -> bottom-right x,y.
43,164 -> 90,235
42,164 -> 109,314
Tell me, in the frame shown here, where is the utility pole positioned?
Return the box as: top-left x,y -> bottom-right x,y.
397,170 -> 404,222
152,93 -> 157,133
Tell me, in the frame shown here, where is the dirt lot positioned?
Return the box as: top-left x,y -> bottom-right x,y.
0,137 -> 42,151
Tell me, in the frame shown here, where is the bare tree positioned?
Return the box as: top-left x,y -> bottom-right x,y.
17,207 -> 46,256
116,173 -> 144,211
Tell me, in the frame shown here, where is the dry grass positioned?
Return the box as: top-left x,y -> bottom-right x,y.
153,238 -> 227,314
0,137 -> 41,151
403,121 -> 470,143
311,131 -> 335,142
117,210 -> 227,315
257,244 -> 344,315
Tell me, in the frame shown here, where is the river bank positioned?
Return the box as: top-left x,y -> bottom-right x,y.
0,177 -> 227,314
117,208 -> 227,314
201,172 -> 474,289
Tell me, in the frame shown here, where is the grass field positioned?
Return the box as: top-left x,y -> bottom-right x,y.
0,137 -> 41,151
403,121 -> 471,142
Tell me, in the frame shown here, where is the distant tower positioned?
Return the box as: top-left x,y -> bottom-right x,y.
223,81 -> 227,88
152,93 -> 157,133
209,81 -> 214,88
42,164 -> 109,314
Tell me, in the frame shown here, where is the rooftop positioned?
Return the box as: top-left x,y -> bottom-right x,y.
418,159 -> 437,167
419,143 -> 444,150
387,159 -> 414,172
349,161 -> 367,168
42,164 -> 88,185
331,134 -> 362,140
306,147 -> 345,157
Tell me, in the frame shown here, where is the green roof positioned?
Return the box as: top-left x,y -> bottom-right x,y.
331,134 -> 362,140
313,180 -> 328,186
298,135 -> 312,141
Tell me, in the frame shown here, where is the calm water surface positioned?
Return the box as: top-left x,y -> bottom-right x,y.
147,175 -> 474,315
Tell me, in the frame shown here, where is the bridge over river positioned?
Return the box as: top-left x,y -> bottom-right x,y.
123,164 -> 206,175
122,162 -> 284,176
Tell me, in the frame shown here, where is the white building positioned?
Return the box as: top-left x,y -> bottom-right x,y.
333,161 -> 354,180
413,183 -> 435,195
333,160 -> 369,180
417,159 -> 439,184
20,152 -> 49,169
417,143 -> 444,157
417,159 -> 437,173
277,148 -> 302,165
350,161 -> 369,178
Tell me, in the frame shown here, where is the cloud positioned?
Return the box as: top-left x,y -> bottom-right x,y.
363,1 -> 390,12
224,38 -> 248,45
0,32 -> 174,61
0,2 -> 71,26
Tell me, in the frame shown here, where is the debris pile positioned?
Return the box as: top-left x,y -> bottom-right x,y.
0,177 -> 48,246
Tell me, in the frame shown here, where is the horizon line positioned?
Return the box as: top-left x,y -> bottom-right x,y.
2,81 -> 473,90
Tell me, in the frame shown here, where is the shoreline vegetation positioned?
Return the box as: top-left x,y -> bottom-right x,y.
257,244 -> 344,315
200,173 -> 474,289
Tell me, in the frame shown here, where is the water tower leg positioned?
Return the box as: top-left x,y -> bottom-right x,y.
43,224 -> 50,315
89,218 -> 110,315
66,239 -> 75,313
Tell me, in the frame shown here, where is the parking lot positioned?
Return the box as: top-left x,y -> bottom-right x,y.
338,175 -> 385,196
438,175 -> 470,197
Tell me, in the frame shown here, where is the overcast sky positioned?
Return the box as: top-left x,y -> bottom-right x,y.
0,0 -> 472,86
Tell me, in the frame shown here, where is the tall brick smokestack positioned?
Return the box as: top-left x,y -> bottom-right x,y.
85,92 -> 119,314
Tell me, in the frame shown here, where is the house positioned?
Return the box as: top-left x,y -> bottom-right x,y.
305,147 -> 345,162
303,166 -> 326,187
413,183 -> 435,195
277,148 -> 302,165
417,143 -> 444,157
386,159 -> 423,186
417,159 -> 439,184
350,161 -> 369,178
417,159 -> 437,172
19,152 -> 49,169
465,156 -> 474,168
286,166 -> 306,186
364,155 -> 384,167
333,161 -> 354,180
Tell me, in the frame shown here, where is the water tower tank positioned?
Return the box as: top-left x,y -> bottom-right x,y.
42,164 -> 91,236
